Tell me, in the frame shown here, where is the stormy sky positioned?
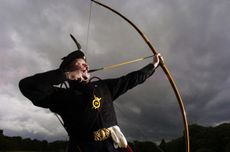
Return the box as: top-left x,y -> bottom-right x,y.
0,0 -> 230,142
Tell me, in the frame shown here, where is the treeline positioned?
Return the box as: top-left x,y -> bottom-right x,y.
0,123 -> 230,152
0,131 -> 66,151
159,123 -> 230,152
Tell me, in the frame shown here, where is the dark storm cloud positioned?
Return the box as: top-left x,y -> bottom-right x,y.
0,0 -> 229,142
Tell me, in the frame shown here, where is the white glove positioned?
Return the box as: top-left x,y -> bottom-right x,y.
153,53 -> 163,68
108,126 -> 128,149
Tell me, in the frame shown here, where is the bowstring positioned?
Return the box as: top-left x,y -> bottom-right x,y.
85,3 -> 164,151
86,0 -> 148,145
85,0 -> 93,55
53,2 -> 93,152
113,103 -> 148,139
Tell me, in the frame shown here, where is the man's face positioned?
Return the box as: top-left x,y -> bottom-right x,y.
69,58 -> 90,82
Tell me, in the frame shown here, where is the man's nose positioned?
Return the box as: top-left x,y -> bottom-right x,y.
83,63 -> 89,70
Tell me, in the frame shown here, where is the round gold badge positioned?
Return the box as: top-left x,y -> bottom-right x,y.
92,95 -> 101,109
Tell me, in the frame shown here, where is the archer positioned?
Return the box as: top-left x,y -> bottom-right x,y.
19,37 -> 162,152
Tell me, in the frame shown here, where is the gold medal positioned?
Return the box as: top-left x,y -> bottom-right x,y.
92,95 -> 101,109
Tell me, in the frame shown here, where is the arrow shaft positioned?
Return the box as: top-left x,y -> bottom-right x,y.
89,55 -> 153,73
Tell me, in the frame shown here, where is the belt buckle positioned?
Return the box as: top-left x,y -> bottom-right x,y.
94,128 -> 111,141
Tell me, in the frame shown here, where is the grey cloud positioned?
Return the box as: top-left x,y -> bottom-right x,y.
0,0 -> 230,142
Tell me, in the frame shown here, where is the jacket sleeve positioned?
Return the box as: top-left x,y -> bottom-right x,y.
104,63 -> 156,101
19,69 -> 67,108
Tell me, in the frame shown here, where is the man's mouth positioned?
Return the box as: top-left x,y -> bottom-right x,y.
81,70 -> 89,81
82,75 -> 88,80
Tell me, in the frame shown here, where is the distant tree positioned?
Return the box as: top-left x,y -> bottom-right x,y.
159,139 -> 166,151
132,140 -> 164,152
189,123 -> 230,152
22,138 -> 34,150
48,140 -> 67,151
195,148 -> 215,152
1,123 -> 230,152
163,137 -> 184,152
0,130 -> 3,136
162,123 -> 230,152
225,142 -> 230,152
